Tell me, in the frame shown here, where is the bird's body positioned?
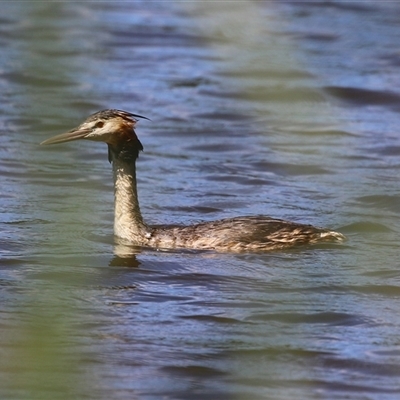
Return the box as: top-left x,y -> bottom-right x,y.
144,217 -> 344,251
41,109 -> 345,252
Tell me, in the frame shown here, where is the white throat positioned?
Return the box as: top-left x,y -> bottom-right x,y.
111,156 -> 148,243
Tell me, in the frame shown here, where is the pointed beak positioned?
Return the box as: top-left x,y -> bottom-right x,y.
40,127 -> 92,145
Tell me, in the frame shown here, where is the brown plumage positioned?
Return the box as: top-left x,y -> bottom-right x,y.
41,109 -> 345,252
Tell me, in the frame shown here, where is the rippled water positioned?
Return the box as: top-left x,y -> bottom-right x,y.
1,1 -> 400,399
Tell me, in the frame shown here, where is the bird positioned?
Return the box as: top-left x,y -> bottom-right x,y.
41,109 -> 345,252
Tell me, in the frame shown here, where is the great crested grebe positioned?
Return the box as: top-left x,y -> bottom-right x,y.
41,109 -> 345,252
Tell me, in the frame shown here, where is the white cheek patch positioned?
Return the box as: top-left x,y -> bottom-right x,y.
84,131 -> 103,141
84,125 -> 112,142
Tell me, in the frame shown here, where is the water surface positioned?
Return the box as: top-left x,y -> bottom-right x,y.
1,1 -> 400,399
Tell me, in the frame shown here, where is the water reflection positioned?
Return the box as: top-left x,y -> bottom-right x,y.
110,243 -> 141,267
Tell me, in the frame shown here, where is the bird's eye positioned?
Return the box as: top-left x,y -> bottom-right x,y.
95,121 -> 104,128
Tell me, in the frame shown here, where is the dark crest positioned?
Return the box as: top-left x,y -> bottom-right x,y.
87,109 -> 149,124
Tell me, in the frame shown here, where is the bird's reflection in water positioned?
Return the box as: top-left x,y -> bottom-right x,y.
109,242 -> 142,267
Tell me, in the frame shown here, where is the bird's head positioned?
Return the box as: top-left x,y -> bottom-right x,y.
41,109 -> 148,162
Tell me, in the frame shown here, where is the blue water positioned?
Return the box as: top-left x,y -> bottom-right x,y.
1,1 -> 400,399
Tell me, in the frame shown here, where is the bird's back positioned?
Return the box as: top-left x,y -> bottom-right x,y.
146,216 -> 345,252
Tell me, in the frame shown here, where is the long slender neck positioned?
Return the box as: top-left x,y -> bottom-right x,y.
110,148 -> 149,243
